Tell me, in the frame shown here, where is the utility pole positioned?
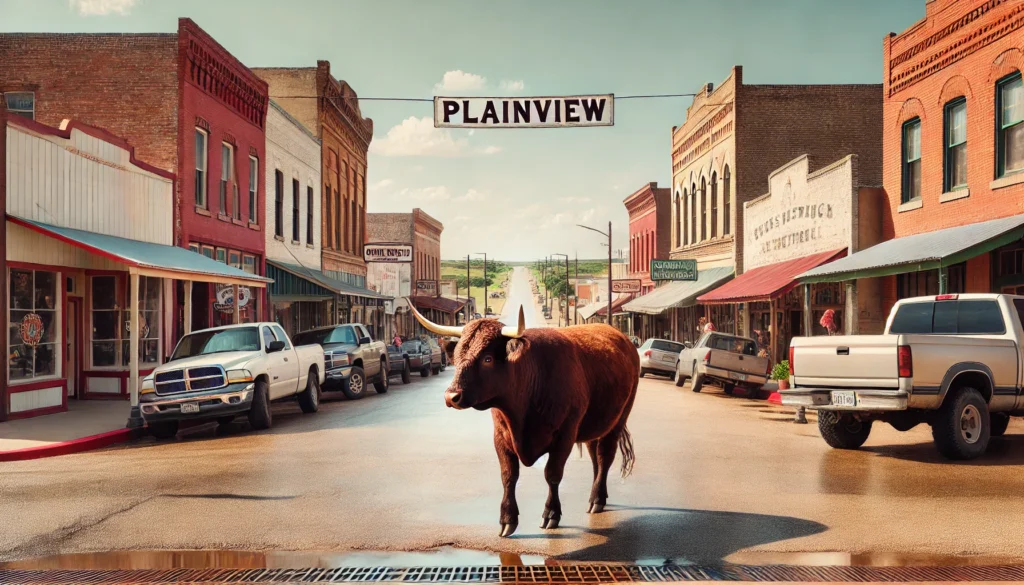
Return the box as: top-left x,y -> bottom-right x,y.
465,254 -> 471,322
475,252 -> 487,317
553,253 -> 568,328
577,222 -> 614,328
574,252 -> 579,325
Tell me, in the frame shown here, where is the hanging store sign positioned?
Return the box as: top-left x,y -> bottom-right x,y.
213,284 -> 252,313
415,280 -> 438,296
611,279 -> 642,293
19,313 -> 44,346
651,259 -> 697,281
434,95 -> 614,129
364,243 -> 413,263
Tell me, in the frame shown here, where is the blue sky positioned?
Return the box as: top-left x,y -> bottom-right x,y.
0,0 -> 923,261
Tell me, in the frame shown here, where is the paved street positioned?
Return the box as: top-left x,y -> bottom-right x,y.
5,268 -> 1024,566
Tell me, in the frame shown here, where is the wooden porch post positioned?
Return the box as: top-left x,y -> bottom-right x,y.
233,284 -> 241,324
184,280 -> 193,335
802,284 -> 813,337
126,272 -> 144,429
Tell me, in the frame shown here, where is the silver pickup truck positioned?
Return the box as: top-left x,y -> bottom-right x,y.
783,293 -> 1024,460
675,331 -> 769,395
293,323 -> 389,400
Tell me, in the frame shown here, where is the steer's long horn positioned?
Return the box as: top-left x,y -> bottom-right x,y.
406,297 -> 465,338
500,306 -> 526,339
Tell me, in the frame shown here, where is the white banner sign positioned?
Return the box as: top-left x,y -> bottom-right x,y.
434,95 -> 614,129
364,243 -> 413,263
367,262 -> 411,299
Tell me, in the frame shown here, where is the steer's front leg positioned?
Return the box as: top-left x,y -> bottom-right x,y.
494,426 -> 520,537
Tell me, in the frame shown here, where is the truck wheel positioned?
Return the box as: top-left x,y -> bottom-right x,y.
992,413 -> 1011,437
674,365 -> 686,387
420,366 -> 430,378
932,387 -> 990,460
149,421 -> 179,440
248,379 -> 273,431
342,367 -> 366,400
374,360 -> 390,393
298,368 -> 321,414
723,383 -> 735,396
818,411 -> 872,450
639,369 -> 647,378
440,356 -> 447,372
691,364 -> 704,393
401,360 -> 412,384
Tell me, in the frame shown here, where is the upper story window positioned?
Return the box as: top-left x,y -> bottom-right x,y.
710,172 -> 718,239
220,143 -> 235,216
944,98 -> 967,191
274,170 -> 284,238
723,166 -> 731,236
4,92 -> 34,120
689,183 -> 696,244
248,156 -> 258,224
902,118 -> 922,203
997,72 -> 1023,178
194,129 -> 208,208
292,179 -> 301,242
675,193 -> 681,248
307,186 -> 314,245
700,177 -> 707,241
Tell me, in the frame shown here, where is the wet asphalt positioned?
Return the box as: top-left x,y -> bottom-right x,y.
4,268 -> 1024,566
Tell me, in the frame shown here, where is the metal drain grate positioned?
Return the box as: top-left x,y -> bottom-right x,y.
5,563 -> 1024,584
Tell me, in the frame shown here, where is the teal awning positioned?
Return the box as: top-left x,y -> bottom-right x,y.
623,266 -> 735,315
266,260 -> 390,300
9,215 -> 271,286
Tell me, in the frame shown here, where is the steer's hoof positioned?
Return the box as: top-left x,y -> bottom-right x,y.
588,502 -> 605,514
541,516 -> 561,529
499,522 -> 518,538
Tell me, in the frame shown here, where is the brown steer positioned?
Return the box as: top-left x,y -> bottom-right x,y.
408,302 -> 638,537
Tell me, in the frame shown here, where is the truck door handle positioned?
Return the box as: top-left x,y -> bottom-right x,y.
837,347 -> 850,355
284,357 -> 289,362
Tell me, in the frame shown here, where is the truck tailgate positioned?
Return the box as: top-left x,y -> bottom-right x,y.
792,335 -> 899,389
708,350 -> 768,378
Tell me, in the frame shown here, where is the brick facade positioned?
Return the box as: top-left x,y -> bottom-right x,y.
624,182 -> 670,294
413,209 -> 443,285
0,19 -> 270,334
254,63 -> 373,286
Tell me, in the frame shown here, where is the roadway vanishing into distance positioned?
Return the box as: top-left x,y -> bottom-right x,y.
4,268 -> 1024,567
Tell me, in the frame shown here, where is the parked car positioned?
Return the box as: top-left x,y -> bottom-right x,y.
140,322 -> 326,439
638,338 -> 684,379
675,332 -> 769,394
386,343 -> 413,384
401,338 -> 443,377
783,293 -> 1024,460
293,323 -> 389,400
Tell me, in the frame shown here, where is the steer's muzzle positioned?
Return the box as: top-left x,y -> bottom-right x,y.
444,389 -> 466,410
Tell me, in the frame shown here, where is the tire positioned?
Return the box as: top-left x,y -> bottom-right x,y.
440,356 -> 447,372
342,366 -> 367,400
420,366 -> 430,378
639,369 -> 648,379
431,365 -> 439,376
992,413 -> 1011,437
690,363 -> 704,393
818,411 -> 872,450
674,366 -> 686,387
149,420 -> 179,440
932,387 -> 990,460
401,360 -> 412,384
723,383 -> 735,396
216,416 -> 235,426
374,360 -> 390,393
298,368 -> 321,414
247,378 -> 273,431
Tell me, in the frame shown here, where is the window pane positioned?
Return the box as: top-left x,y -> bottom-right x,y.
1001,77 -> 1022,128
37,310 -> 57,344
908,159 -> 921,200
34,343 -> 56,377
92,342 -> 116,367
890,302 -> 933,334
1013,299 -> 1024,330
948,101 -> 966,146
92,276 -> 117,310
141,310 -> 159,340
9,344 -> 32,380
949,143 -> 967,188
932,301 -> 957,334
905,121 -> 921,161
194,131 -> 206,170
221,145 -> 231,180
217,249 -> 226,264
1006,124 -> 1024,174
93,310 -> 119,340
957,300 -> 1005,334
5,92 -> 33,112
10,269 -> 32,309
262,327 -> 276,348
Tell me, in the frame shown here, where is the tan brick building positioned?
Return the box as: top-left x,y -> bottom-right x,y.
636,66 -> 883,343
253,62 -> 373,287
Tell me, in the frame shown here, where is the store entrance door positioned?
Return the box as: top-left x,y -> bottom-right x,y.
66,298 -> 82,398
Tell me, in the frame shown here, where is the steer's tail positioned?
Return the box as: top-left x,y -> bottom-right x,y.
618,426 -> 635,478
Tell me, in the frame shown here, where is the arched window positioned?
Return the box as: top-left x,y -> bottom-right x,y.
682,189 -> 689,246
675,192 -> 681,248
700,177 -> 707,241
690,182 -> 697,244
711,171 -> 718,239
723,166 -> 731,236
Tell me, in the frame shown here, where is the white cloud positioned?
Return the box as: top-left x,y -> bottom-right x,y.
578,208 -> 597,223
370,179 -> 394,190
453,215 -> 472,223
454,189 -> 486,202
371,116 -> 500,158
514,204 -> 543,220
500,80 -> 525,91
412,165 -> 424,172
435,70 -> 486,92
396,186 -> 452,202
558,196 -> 592,204
69,0 -> 135,15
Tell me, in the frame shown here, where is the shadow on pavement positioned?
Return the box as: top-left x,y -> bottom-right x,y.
863,434 -> 1024,466
552,505 -> 827,564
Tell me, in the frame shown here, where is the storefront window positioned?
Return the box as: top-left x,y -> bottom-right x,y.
9,269 -> 59,381
90,275 -> 161,367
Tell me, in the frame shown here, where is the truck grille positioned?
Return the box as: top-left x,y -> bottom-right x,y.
155,365 -> 227,395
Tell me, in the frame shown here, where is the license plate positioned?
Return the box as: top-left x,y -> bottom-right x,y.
180,402 -> 200,414
734,373 -> 747,382
831,391 -> 857,407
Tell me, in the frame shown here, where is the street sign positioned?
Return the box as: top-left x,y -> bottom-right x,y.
434,95 -> 614,129
651,259 -> 697,281
364,243 -> 413,263
612,279 -> 642,293
415,280 -> 438,296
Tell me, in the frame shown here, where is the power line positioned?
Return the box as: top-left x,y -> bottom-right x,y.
270,93 -> 714,103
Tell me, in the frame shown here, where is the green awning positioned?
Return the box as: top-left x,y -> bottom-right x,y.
9,215 -> 271,286
266,260 -> 390,300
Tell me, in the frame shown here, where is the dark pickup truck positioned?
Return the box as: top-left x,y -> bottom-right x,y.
292,323 -> 389,400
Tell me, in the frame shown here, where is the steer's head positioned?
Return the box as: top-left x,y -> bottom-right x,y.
406,300 -> 526,410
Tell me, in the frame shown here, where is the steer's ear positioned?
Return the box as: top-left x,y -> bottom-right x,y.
505,337 -> 529,363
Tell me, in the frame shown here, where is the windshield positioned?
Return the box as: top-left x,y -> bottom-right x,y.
292,326 -> 358,346
170,327 -> 260,360
651,340 -> 684,353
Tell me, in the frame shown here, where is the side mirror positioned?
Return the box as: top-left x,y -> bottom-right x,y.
267,340 -> 286,353
358,336 -> 371,346
685,341 -> 693,349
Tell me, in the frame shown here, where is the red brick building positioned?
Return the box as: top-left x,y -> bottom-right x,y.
0,19 -> 270,337
798,0 -> 1024,325
624,183 -> 670,339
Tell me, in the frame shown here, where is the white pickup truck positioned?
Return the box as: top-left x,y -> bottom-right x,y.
783,293 -> 1024,460
140,322 -> 326,439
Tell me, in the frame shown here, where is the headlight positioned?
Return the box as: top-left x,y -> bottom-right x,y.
227,369 -> 253,384
141,375 -> 155,394
329,352 -> 350,367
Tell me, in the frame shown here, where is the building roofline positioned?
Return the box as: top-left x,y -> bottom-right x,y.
269,100 -> 320,143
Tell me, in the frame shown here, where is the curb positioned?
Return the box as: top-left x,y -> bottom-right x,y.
0,428 -> 136,462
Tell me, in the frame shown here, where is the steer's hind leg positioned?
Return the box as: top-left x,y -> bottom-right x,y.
586,440 -> 602,511
542,438 -> 574,529
494,429 -> 520,538
589,430 -> 620,514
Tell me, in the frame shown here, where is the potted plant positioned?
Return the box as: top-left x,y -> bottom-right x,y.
772,360 -> 791,390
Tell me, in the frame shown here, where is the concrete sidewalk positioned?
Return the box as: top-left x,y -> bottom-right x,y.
0,401 -> 134,461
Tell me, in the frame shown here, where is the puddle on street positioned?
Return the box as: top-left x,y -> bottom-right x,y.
4,548 -> 1024,570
